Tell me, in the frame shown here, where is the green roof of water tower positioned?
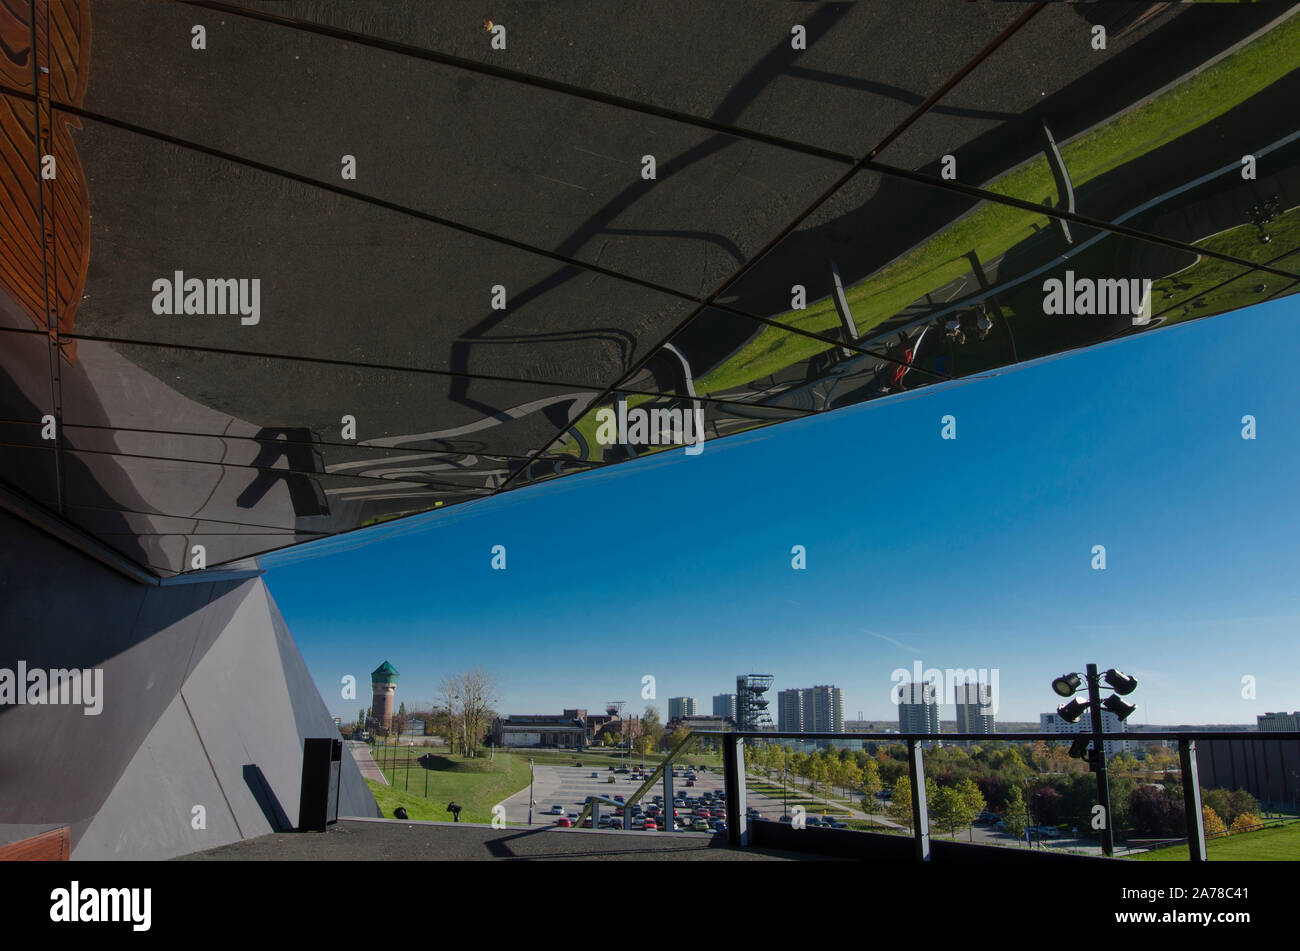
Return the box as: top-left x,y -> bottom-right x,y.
371,661 -> 399,684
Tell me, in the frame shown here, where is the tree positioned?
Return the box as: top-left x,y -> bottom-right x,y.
1029,786 -> 1062,826
840,763 -> 863,800
1110,751 -> 1140,774
439,668 -> 500,757
1002,786 -> 1030,841
887,776 -> 913,830
1228,789 -> 1261,822
1128,784 -> 1183,838
642,706 -> 664,750
1202,805 -> 1227,838
1230,812 -> 1262,834
956,777 -> 986,834
858,758 -> 882,803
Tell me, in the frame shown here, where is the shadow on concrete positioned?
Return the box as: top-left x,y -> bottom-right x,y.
244,764 -> 293,833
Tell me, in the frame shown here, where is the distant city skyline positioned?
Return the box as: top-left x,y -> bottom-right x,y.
266,296 -> 1300,729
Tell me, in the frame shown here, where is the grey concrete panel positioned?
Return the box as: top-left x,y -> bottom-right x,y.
72,694 -> 244,860
0,509 -> 378,854
178,578 -> 380,835
0,507 -> 253,832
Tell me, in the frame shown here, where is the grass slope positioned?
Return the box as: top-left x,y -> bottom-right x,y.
1134,820 -> 1300,861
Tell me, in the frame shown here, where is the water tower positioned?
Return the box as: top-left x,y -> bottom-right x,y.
370,661 -> 399,730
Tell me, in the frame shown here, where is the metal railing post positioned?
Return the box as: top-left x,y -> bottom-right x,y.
724,732 -> 748,846
907,739 -> 931,861
1179,738 -> 1206,862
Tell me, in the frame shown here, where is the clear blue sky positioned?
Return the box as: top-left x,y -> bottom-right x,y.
264,297 -> 1300,728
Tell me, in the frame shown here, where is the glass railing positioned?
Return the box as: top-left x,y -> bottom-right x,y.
690,730 -> 1300,861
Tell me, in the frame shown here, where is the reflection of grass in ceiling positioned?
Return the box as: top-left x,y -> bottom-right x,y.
1151,206 -> 1300,326
715,15 -> 1300,386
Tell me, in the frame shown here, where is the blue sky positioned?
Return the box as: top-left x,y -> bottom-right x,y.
264,297 -> 1300,728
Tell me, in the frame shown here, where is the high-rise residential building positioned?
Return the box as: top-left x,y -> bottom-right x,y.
898,681 -> 941,735
777,689 -> 805,733
1039,710 -> 1129,757
954,681 -> 995,739
668,697 -> 698,720
777,685 -> 845,733
808,685 -> 844,733
1258,712 -> 1300,732
712,693 -> 737,719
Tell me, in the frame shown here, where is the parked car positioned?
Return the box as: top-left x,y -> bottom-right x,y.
691,818 -> 711,832
590,772 -> 599,778
644,820 -> 658,831
824,818 -> 847,829
580,817 -> 593,828
549,804 -> 564,815
556,817 -> 572,827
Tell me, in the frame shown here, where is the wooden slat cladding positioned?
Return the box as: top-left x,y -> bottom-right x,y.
0,0 -> 33,92
0,0 -> 88,364
0,826 -> 72,861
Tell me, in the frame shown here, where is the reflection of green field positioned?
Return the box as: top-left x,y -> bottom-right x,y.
1134,819 -> 1300,861
720,15 -> 1300,383
552,20 -> 1300,458
1151,207 -> 1300,326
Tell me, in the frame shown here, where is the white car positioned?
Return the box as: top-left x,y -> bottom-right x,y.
549,804 -> 564,815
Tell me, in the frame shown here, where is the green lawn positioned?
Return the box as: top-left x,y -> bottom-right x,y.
1134,820 -> 1300,861
366,750 -> 532,824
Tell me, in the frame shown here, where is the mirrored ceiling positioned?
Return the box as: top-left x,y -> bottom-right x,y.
2,0 -> 1298,575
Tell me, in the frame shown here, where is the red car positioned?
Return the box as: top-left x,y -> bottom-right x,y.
555,817 -> 572,827
644,820 -> 658,831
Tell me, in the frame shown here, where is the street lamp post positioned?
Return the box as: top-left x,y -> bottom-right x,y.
1052,663 -> 1137,859
528,759 -> 535,825
1085,664 -> 1115,858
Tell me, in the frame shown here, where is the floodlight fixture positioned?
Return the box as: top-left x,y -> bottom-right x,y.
1102,694 -> 1138,722
1068,737 -> 1091,759
1103,668 -> 1138,695
1057,697 -> 1089,723
1052,672 -> 1082,697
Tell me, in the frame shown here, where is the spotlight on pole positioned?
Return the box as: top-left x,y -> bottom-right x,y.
1068,737 -> 1091,759
1057,697 -> 1090,723
1102,694 -> 1138,721
1052,672 -> 1082,697
1103,669 -> 1138,695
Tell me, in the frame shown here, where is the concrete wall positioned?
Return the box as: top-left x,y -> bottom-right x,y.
0,506 -> 379,859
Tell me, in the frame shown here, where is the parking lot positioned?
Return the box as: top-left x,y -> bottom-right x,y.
497,760 -> 731,832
